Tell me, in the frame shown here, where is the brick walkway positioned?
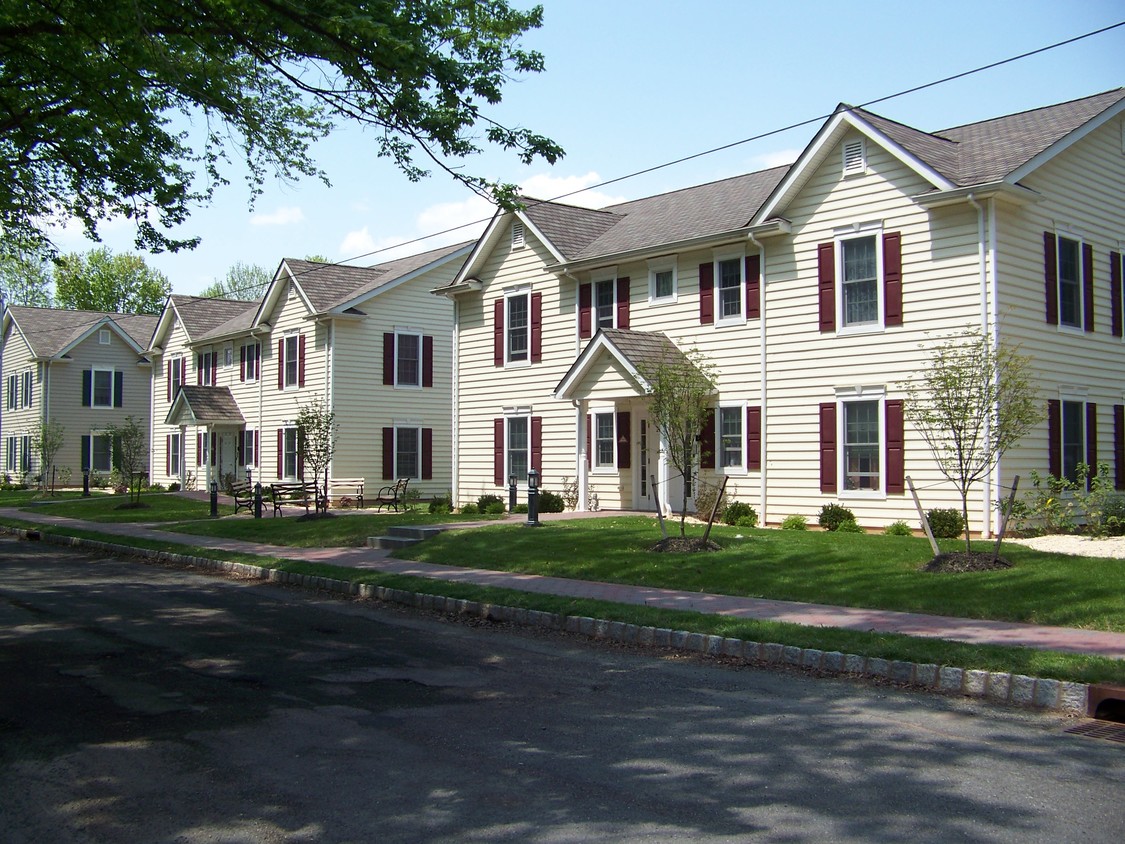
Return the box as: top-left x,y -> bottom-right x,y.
3,505 -> 1124,660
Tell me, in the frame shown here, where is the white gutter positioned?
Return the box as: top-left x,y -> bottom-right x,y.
967,193 -> 991,539
451,297 -> 460,504
748,231 -> 767,526
988,197 -> 1000,536
326,319 -> 334,480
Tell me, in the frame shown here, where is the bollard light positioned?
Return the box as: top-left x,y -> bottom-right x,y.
525,467 -> 541,527
508,473 -> 517,513
209,479 -> 219,518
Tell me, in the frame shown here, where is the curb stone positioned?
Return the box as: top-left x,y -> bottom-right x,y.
1,525 -> 1092,716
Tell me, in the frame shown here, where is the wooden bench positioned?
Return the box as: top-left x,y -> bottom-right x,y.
230,481 -> 256,515
327,477 -> 364,509
269,481 -> 315,516
373,477 -> 409,512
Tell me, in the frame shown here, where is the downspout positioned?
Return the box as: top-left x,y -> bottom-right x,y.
326,319 -> 334,481
451,298 -> 460,505
967,193 -> 991,538
748,232 -> 767,526
988,197 -> 1000,536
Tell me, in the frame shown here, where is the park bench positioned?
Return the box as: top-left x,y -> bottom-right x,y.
327,477 -> 365,509
373,477 -> 409,512
269,481 -> 315,516
229,480 -> 256,515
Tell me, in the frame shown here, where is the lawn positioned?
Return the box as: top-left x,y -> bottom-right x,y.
17,492 -> 230,522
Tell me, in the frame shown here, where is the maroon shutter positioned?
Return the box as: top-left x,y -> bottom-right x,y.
531,416 -> 543,483
277,339 -> 285,390
196,432 -> 202,466
493,299 -> 505,366
493,418 -> 504,486
746,255 -> 761,319
166,361 -> 171,401
884,232 -> 903,327
382,427 -> 394,480
1083,243 -> 1095,332
297,334 -> 306,387
210,432 -> 217,466
1115,405 -> 1125,490
819,402 -> 837,493
237,431 -> 245,466
239,345 -> 246,382
699,409 -> 716,470
423,335 -> 434,387
166,435 -> 171,475
277,429 -> 283,479
1047,400 -> 1061,477
1087,402 -> 1098,475
698,263 -> 714,325
383,333 -> 395,385
422,428 -> 433,480
617,411 -> 631,469
747,405 -> 761,471
1045,232 -> 1058,325
196,354 -> 203,385
1112,252 -> 1123,338
885,399 -> 905,494
578,283 -> 592,338
586,414 -> 591,469
616,277 -> 630,329
181,358 -> 187,391
530,292 -> 543,363
818,243 -> 836,332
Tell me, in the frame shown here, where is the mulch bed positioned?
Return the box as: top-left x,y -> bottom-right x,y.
922,551 -> 1012,573
649,536 -> 722,553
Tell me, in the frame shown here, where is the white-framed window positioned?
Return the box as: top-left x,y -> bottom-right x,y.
20,434 -> 31,473
98,329 -> 111,345
843,138 -> 866,176
395,425 -> 421,479
224,346 -> 233,368
283,426 -> 299,478
21,370 -> 32,408
505,290 -> 530,366
1060,398 -> 1086,482
283,335 -> 300,388
6,374 -> 16,411
648,259 -> 677,304
717,405 -> 744,472
592,410 -> 616,471
1056,235 -> 1084,330
240,430 -> 257,467
199,431 -> 211,467
395,330 -> 422,388
90,368 -> 114,408
594,277 -> 616,331
169,433 -> 183,476
506,415 -> 530,482
5,436 -> 16,472
198,350 -> 215,386
89,433 -> 113,473
838,229 -> 882,330
242,343 -> 259,382
170,355 -> 183,397
841,396 -> 883,494
713,251 -> 745,325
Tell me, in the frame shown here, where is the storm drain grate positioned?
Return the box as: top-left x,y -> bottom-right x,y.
1064,720 -> 1125,743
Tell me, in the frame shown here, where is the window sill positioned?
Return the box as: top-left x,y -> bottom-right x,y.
714,316 -> 747,329
835,323 -> 884,338
839,489 -> 885,500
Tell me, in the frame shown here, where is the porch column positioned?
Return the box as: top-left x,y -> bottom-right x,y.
657,431 -> 671,517
576,401 -> 588,512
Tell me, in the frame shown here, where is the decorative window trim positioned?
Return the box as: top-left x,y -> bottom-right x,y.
835,222 -> 885,335
648,258 -> 678,304
283,334 -> 301,389
836,385 -> 886,499
712,248 -> 747,327
21,370 -> 32,409
716,402 -> 747,475
394,424 -> 423,480
394,329 -> 423,389
241,342 -> 260,382
1054,232 -> 1087,332
282,426 -> 300,479
6,373 -> 16,411
590,408 -> 617,473
504,288 -> 531,368
90,367 -> 115,408
88,431 -> 114,474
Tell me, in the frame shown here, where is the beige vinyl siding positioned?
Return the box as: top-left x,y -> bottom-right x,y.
1,328 -> 40,477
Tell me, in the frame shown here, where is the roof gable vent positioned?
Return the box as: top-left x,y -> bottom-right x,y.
511,221 -> 525,249
843,138 -> 866,176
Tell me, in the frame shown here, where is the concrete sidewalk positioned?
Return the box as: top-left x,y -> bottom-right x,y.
3,506 -> 1124,661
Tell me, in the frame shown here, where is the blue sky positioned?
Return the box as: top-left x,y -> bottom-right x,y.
49,0 -> 1125,297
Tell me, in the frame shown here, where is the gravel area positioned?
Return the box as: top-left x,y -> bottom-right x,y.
1006,533 -> 1125,559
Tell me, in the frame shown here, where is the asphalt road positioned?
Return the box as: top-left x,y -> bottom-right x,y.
1,536 -> 1122,843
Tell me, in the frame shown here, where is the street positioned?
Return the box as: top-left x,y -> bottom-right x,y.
1,536 -> 1121,843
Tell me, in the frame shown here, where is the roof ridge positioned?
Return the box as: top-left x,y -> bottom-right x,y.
934,87 -> 1125,135
602,164 -> 792,212
519,195 -> 624,218
849,105 -> 960,147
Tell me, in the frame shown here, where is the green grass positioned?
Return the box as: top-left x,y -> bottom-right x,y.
0,489 -> 87,506
396,516 -> 1125,633
19,492 -> 231,522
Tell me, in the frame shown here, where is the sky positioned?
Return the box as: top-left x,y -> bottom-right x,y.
45,0 -> 1125,297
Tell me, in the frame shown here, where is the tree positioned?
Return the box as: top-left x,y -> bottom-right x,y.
0,251 -> 52,307
637,347 -> 717,537
0,1 -> 563,260
107,416 -> 148,506
30,419 -> 64,493
296,398 -> 338,516
53,248 -> 170,315
901,329 -> 1042,552
199,262 -> 271,301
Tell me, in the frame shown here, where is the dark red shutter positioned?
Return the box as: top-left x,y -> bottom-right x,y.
253,431 -> 259,466
277,429 -> 283,479
818,243 -> 836,333
181,358 -> 187,391
884,232 -> 903,327
493,418 -> 504,486
698,263 -> 714,325
1087,403 -> 1098,475
423,335 -> 434,386
699,409 -> 716,470
297,335 -> 306,387
885,399 -> 905,494
277,339 -> 285,390
579,283 -> 592,338
1047,400 -> 1061,478
616,277 -> 630,329
197,432 -> 203,467
747,405 -> 762,471
493,299 -> 505,366
617,411 -> 631,469
237,431 -> 245,466
166,361 -> 172,401
382,427 -> 394,480
531,416 -> 543,483
530,292 -> 543,363
746,255 -> 761,319
1115,405 -> 1124,490
1112,252 -> 1123,338
819,402 -> 837,493
197,354 -> 203,385
383,333 -> 395,385
1045,232 -> 1058,325
240,345 -> 246,382
166,435 -> 171,475
1083,243 -> 1095,332
422,428 -> 433,480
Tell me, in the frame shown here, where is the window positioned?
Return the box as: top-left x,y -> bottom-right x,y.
718,406 -> 743,470
5,437 -> 15,472
20,435 -> 31,473
594,279 -> 615,331
197,351 -> 215,386
283,427 -> 299,478
716,256 -> 744,322
1057,236 -> 1083,329
240,430 -> 257,467
171,356 -> 184,397
21,370 -> 32,408
395,426 -> 420,479
91,368 -> 114,408
199,431 -> 211,467
649,261 -> 677,303
168,433 -> 182,476
284,335 -> 300,387
843,139 -> 866,176
98,329 -> 111,345
507,416 -> 529,481
90,434 -> 113,473
241,343 -> 259,382
593,411 -> 615,470
843,399 -> 880,491
506,292 -> 529,364
6,374 -> 15,411
841,235 -> 879,327
224,347 -> 233,368
1061,399 -> 1085,482
396,332 -> 421,387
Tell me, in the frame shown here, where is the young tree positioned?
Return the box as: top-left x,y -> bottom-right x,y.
0,252 -> 53,307
53,248 -> 171,315
901,329 -> 1042,552
0,1 -> 562,259
296,398 -> 338,516
107,416 -> 148,505
199,262 -> 271,301
30,419 -> 65,493
637,347 -> 717,537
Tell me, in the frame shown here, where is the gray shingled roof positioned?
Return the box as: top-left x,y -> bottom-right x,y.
5,305 -> 158,358
170,385 -> 245,424
555,328 -> 703,397
522,199 -> 622,258
171,295 -> 257,342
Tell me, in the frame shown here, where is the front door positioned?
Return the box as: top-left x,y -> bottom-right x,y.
636,417 -> 655,511
218,431 -> 238,487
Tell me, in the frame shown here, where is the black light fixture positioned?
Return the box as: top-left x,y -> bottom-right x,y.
526,468 -> 541,527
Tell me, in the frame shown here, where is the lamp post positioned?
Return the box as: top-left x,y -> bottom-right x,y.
210,479 -> 219,518
525,468 -> 541,527
508,474 -> 517,513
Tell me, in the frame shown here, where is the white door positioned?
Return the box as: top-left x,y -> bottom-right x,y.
636,417 -> 655,511
219,432 -> 238,485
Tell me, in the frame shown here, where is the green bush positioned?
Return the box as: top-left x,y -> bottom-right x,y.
836,519 -> 863,533
927,508 -> 965,539
883,520 -> 913,537
1101,494 -> 1125,537
168,482 -> 181,493
693,481 -> 727,520
477,494 -> 504,512
780,514 -> 807,530
818,503 -> 855,531
513,503 -> 528,514
459,502 -> 480,515
484,500 -> 506,515
429,493 -> 452,514
723,501 -> 758,527
539,490 -> 566,513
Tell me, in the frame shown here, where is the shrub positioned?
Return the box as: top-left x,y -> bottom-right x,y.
781,514 -> 807,531
723,501 -> 757,527
883,520 -> 913,537
836,519 -> 863,533
693,480 -> 727,520
459,502 -> 479,515
560,477 -> 579,511
818,503 -> 855,531
513,503 -> 528,514
927,508 -> 965,539
429,493 -> 452,514
168,482 -> 181,493
484,500 -> 506,515
477,494 -> 504,512
539,490 -> 565,513
146,482 -> 166,493
1100,494 -> 1125,537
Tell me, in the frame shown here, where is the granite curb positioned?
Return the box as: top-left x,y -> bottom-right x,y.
4,526 -> 1090,716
